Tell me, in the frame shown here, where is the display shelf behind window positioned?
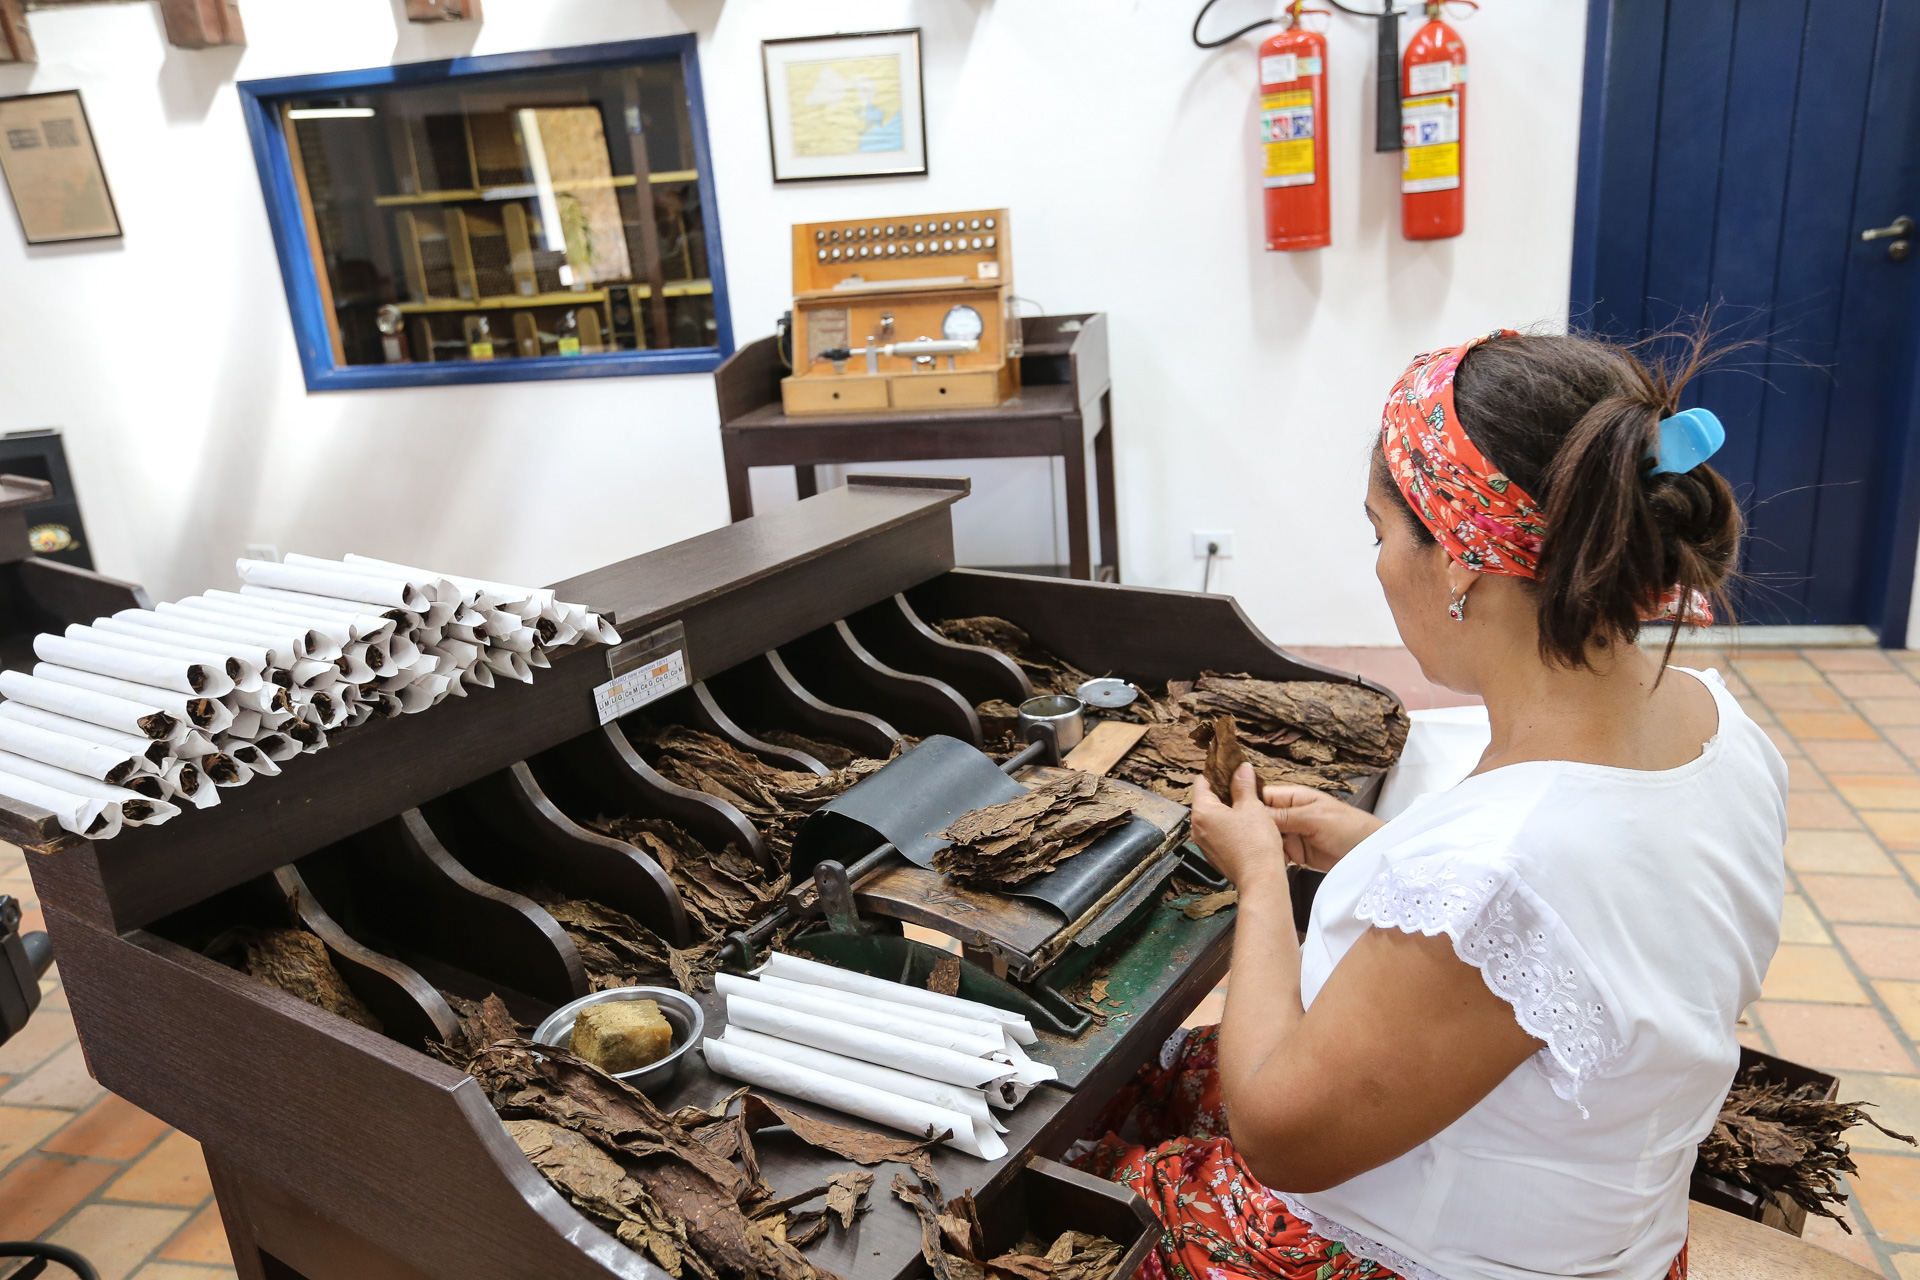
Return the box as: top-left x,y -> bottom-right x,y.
240,37 -> 731,391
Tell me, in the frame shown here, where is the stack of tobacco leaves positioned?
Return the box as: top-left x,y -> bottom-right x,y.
1111,722 -> 1347,802
1697,1068 -> 1917,1228
628,723 -> 890,870
1175,673 -> 1408,771
932,617 -> 1091,697
520,883 -> 721,994
591,814 -> 788,944
758,729 -> 857,770
892,1174 -> 1126,1280
438,994 -> 930,1280
204,925 -> 383,1033
932,771 -> 1131,888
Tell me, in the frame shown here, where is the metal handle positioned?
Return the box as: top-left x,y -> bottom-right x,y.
1862,216 -> 1915,242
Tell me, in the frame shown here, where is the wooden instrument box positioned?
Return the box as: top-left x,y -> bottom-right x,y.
782,209 -> 1019,415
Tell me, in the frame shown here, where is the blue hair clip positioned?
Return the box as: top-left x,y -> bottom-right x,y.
1648,407 -> 1725,475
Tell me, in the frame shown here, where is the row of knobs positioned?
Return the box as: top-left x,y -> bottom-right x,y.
819,235 -> 995,261
817,216 -> 997,244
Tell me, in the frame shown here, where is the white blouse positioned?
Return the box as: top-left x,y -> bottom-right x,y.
1287,668 -> 1786,1280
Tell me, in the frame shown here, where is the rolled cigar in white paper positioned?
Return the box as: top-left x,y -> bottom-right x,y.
156,759 -> 218,809
333,645 -> 376,683
462,662 -> 496,690
443,621 -> 481,645
34,634 -> 235,699
89,616 -> 278,684
156,601 -> 340,664
65,624 -> 264,694
722,1026 -> 1005,1135
219,739 -> 282,777
715,974 -> 1003,1056
0,670 -> 179,741
752,974 -> 1015,1045
429,638 -> 481,668
113,609 -> 302,669
0,719 -> 147,785
250,732 -> 301,763
205,753 -> 253,787
35,666 -> 233,734
283,552 -> 457,602
525,646 -> 551,670
724,996 -> 1015,1091
0,703 -> 169,766
238,584 -> 420,632
0,769 -> 121,837
0,751 -> 179,825
226,706 -> 262,740
489,628 -> 536,655
700,1039 -> 992,1159
757,952 -> 1039,1044
166,729 -> 219,760
995,1030 -> 1060,1093
237,558 -> 432,613
200,590 -> 396,645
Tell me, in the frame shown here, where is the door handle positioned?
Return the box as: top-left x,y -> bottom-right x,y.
1861,216 -> 1914,242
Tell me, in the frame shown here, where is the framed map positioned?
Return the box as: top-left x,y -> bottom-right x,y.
0,90 -> 121,244
762,29 -> 926,182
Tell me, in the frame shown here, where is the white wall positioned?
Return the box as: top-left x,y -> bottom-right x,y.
0,0 -> 1589,645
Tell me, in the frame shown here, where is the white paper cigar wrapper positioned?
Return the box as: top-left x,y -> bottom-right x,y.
167,599 -> 339,659
156,602 -> 339,663
714,974 -> 1002,1057
64,625 -> 263,694
200,591 -> 396,645
0,767 -> 121,837
35,666 -> 235,735
752,973 -> 1017,1045
0,703 -> 170,765
0,751 -> 179,825
724,995 -> 1015,1092
757,951 -> 1039,1044
158,759 -> 219,809
700,1038 -> 994,1160
0,718 -> 144,784
0,670 -> 180,741
33,634 -> 234,699
89,617 -> 279,681
113,610 -> 304,669
237,559 -> 431,613
721,1026 -> 1006,1135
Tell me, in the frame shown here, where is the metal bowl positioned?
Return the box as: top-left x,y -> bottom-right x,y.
532,986 -> 704,1094
1018,693 -> 1086,752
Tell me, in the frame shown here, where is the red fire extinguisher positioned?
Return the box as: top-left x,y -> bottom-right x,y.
1259,4 -> 1330,252
1401,1 -> 1471,240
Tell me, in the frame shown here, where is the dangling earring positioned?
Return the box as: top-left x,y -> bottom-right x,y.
1448,590 -> 1468,622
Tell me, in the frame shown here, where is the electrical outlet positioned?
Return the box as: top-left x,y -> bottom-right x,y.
245,543 -> 281,563
1192,531 -> 1234,558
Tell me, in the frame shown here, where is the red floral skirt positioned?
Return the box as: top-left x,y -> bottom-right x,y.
1073,1024 -> 1687,1280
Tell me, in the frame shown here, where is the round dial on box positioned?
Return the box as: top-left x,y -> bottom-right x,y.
942,305 -> 984,344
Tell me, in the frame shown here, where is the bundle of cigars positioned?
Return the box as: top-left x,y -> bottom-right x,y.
0,553 -> 617,839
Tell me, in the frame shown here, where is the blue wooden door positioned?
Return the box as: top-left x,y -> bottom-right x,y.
1572,0 -> 1920,632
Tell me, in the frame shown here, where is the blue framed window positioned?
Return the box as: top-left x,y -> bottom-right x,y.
238,36 -> 733,392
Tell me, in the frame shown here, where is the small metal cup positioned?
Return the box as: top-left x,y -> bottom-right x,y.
1018,694 -> 1086,753
532,986 -> 704,1095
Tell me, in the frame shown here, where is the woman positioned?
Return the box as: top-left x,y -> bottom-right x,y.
1081,331 -> 1786,1280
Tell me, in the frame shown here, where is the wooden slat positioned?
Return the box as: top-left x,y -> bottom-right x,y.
1062,721 -> 1147,777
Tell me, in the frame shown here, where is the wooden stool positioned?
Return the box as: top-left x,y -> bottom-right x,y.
1688,1202 -> 1882,1279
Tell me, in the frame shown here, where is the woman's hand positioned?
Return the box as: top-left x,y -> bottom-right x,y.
1262,785 -> 1386,873
1189,765 -> 1290,894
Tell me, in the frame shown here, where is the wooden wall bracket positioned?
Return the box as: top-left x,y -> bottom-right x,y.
157,0 -> 245,47
0,0 -> 34,63
404,0 -> 482,21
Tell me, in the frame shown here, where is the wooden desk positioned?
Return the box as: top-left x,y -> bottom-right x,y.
715,314 -> 1119,581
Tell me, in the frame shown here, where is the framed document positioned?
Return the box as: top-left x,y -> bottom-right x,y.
0,90 -> 121,243
762,29 -> 927,183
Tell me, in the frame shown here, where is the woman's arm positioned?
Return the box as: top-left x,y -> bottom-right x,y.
1190,766 -> 1544,1193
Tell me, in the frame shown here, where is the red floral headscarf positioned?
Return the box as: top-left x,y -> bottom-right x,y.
1379,330 -> 1711,623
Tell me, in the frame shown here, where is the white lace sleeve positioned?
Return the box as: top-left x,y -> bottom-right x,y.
1354,853 -> 1626,1114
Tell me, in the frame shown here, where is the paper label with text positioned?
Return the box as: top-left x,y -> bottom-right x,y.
593,649 -> 687,724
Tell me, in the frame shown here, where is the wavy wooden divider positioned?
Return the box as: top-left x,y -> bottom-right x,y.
778,621 -> 982,746
845,593 -> 1032,707
424,764 -> 694,947
530,726 -> 774,874
669,683 -> 829,775
704,651 -> 901,759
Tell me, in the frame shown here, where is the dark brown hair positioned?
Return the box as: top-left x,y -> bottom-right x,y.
1377,330 -> 1741,668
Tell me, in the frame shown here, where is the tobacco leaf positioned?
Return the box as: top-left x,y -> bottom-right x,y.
520,883 -> 722,995
590,812 -> 790,942
1189,715 -> 1249,798
1182,890 -> 1239,920
931,771 -> 1131,888
204,926 -> 383,1033
507,1119 -> 704,1278
786,1210 -> 831,1248
742,1093 -> 943,1184
932,617 -> 1092,698
759,728 -> 858,770
1109,722 -> 1359,803
894,1175 -> 1127,1280
1178,674 -> 1409,769
1697,1067 -> 1920,1228
825,1169 -> 874,1229
929,954 -> 962,997
434,991 -> 522,1061
976,700 -> 1022,740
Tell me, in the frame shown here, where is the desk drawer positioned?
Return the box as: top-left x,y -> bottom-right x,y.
890,371 -> 1001,409
781,376 -> 892,414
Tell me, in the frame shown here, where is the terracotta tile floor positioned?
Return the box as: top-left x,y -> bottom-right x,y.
0,644 -> 1918,1276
